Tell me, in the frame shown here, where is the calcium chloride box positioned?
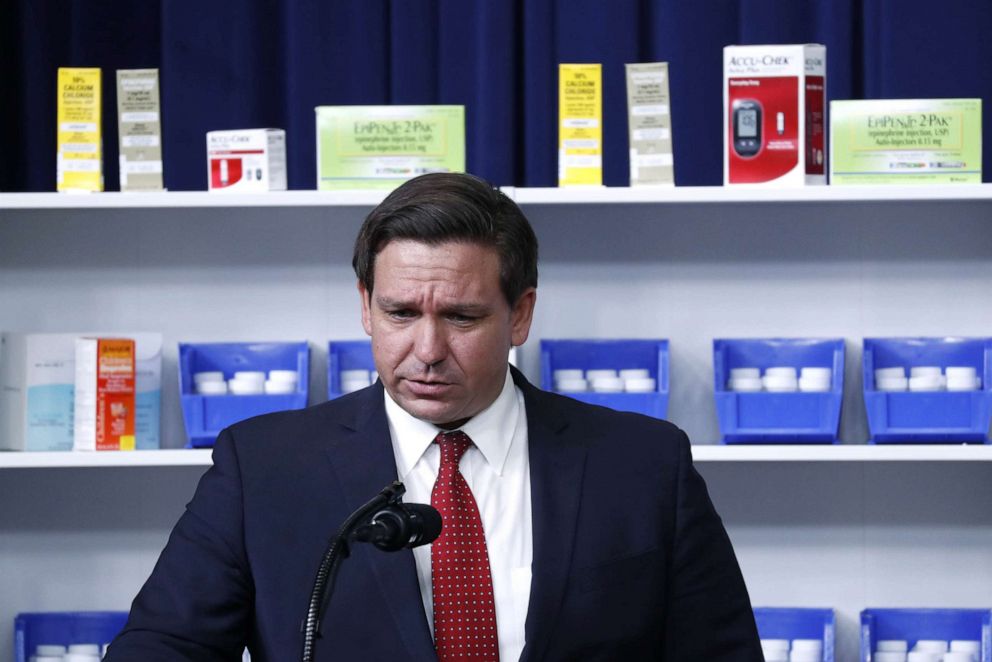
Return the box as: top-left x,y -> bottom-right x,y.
57,67 -> 103,192
723,44 -> 826,186
830,98 -> 982,184
315,106 -> 465,190
207,129 -> 287,191
559,64 -> 603,186
74,338 -> 135,451
0,332 -> 162,451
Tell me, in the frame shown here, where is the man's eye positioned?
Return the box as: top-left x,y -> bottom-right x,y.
448,314 -> 477,324
387,310 -> 415,320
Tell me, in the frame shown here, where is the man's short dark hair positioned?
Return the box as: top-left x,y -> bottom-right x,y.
353,172 -> 539,305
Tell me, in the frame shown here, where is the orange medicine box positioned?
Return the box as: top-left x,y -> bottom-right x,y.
73,338 -> 136,451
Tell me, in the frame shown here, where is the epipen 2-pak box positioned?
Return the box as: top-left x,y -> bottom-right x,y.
723,45 -> 826,186
57,67 -> 104,192
830,99 -> 982,184
117,69 -> 164,191
625,62 -> 674,186
315,106 -> 465,190
74,338 -> 135,451
559,64 -> 603,186
207,129 -> 287,191
0,332 -> 162,451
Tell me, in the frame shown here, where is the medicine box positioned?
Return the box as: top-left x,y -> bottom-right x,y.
15,611 -> 128,662
540,339 -> 669,420
713,338 -> 844,444
860,608 -> 992,662
831,98 -> 982,185
0,332 -> 162,451
206,128 -> 287,192
327,340 -> 375,399
863,337 -> 992,443
73,337 -> 136,451
179,341 -> 309,448
723,44 -> 826,186
755,607 -> 835,662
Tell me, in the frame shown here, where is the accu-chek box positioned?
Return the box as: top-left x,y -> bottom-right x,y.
724,44 -> 826,186
207,128 -> 287,192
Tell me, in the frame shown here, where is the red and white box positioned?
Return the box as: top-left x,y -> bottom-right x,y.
723,44 -> 826,186
206,128 -> 287,192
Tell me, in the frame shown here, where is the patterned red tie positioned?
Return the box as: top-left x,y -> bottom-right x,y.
431,430 -> 500,661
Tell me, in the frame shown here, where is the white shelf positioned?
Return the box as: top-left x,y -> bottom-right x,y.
692,444 -> 992,462
0,449 -> 212,468
4,184 -> 992,211
503,184 -> 992,205
3,445 -> 991,468
0,190 -> 388,210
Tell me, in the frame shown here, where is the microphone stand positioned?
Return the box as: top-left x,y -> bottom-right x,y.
300,481 -> 407,662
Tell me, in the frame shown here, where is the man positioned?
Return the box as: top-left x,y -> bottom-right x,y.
107,173 -> 762,661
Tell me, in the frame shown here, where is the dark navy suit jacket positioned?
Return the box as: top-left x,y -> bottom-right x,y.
106,368 -> 762,661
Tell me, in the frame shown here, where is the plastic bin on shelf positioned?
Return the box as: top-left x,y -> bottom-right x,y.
15,611 -> 128,662
179,341 -> 309,448
713,338 -> 844,444
860,608 -> 992,662
863,337 -> 992,444
540,339 -> 669,419
327,340 -> 375,399
754,607 -> 835,662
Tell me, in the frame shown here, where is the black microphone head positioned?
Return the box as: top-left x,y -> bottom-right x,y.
403,503 -> 442,547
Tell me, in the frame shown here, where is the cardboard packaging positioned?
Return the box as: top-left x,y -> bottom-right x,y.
315,106 -> 465,190
830,98 -> 982,184
559,64 -> 603,186
625,62 -> 674,186
0,332 -> 162,451
723,45 -> 826,186
74,338 -> 135,451
57,67 -> 103,192
117,69 -> 164,191
207,129 -> 287,192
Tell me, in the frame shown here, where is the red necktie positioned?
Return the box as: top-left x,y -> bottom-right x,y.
431,430 -> 500,661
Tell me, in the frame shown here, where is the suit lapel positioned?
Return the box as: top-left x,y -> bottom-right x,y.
515,373 -> 588,662
321,383 -> 437,662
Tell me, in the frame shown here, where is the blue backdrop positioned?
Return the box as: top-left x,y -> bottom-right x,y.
3,0 -> 991,191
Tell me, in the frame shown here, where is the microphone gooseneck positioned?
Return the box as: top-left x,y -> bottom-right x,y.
300,482 -> 443,662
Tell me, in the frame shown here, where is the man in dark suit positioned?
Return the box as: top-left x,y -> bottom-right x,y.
107,173 -> 762,661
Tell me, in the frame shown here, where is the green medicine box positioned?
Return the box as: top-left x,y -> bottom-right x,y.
315,105 -> 465,190
830,98 -> 981,184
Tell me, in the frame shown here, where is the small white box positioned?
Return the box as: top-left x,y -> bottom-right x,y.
0,332 -> 162,451
724,44 -> 826,186
207,128 -> 287,192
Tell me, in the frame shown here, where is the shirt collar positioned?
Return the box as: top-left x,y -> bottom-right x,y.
384,367 -> 518,479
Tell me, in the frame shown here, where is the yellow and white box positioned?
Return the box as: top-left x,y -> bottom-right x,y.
57,67 -> 103,192
207,129 -> 287,192
117,69 -> 164,191
559,63 -> 603,186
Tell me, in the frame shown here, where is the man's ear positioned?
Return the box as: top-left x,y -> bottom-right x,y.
510,288 -> 537,347
358,281 -> 373,336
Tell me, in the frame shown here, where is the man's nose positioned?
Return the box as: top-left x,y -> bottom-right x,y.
413,318 -> 448,367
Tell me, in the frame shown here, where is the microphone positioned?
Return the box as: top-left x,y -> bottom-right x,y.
352,502 -> 443,552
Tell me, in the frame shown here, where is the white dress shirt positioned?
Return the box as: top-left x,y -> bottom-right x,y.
384,367 -> 533,661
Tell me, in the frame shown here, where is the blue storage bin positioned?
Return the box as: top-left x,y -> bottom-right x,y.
15,611 -> 128,662
860,608 -> 992,662
713,338 -> 844,444
179,341 -> 309,448
863,337 -> 992,444
540,339 -> 669,419
327,340 -> 375,399
754,607 -> 835,662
